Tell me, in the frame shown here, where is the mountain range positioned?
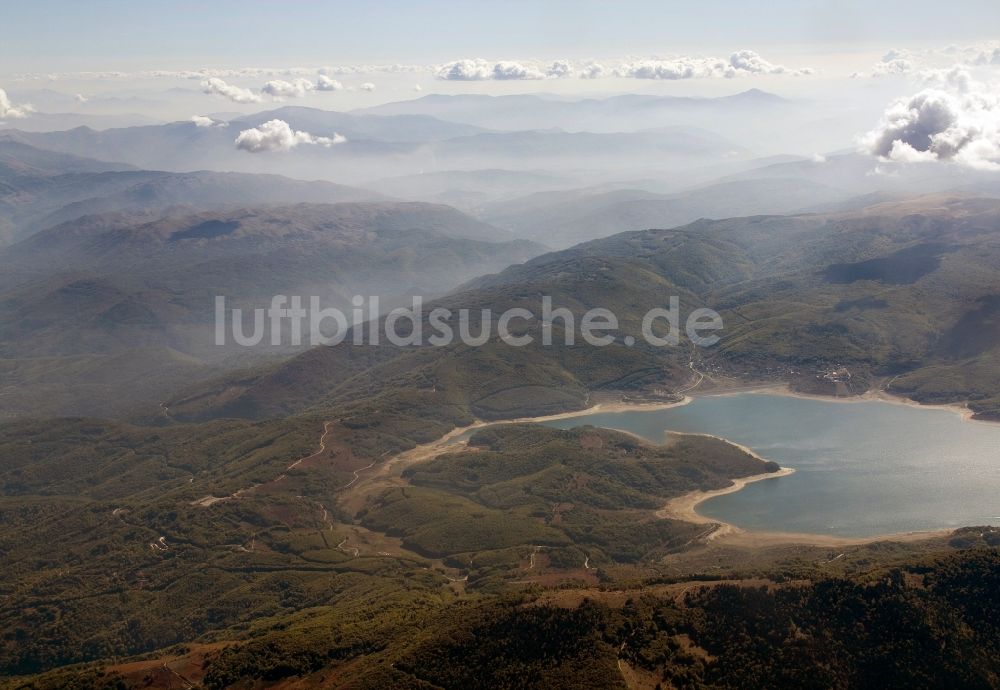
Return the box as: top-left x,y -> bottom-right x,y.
4,92 -> 1000,690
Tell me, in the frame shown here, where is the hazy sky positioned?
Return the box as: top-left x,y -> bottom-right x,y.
4,0 -> 1000,74
3,0 -> 999,169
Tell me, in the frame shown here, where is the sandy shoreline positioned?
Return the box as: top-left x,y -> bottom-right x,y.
722,382 -> 979,423
510,396 -> 694,422
656,466 -> 797,526
338,397 -> 694,514
436,396 -> 695,444
349,387 -> 967,548
433,376 -> 982,441
484,392 -> 965,548
654,463 -> 952,547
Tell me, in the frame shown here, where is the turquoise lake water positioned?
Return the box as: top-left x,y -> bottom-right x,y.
541,393 -> 1000,537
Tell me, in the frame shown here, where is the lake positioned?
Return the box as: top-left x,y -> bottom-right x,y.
541,393 -> 1000,537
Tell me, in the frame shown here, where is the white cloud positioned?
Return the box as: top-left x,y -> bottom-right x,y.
436,58 -> 547,81
261,78 -> 315,99
201,77 -> 261,104
316,75 -> 343,91
862,76 -> 1000,170
74,93 -> 88,103
0,88 -> 33,119
613,50 -> 810,80
436,59 -> 492,80
865,49 -> 915,77
614,57 -> 712,80
873,59 -> 914,76
435,53 -> 807,81
546,60 -> 572,79
973,47 -> 1000,66
492,61 -> 545,80
726,49 -> 805,76
191,115 -> 223,128
920,66 -> 974,94
360,82 -> 376,91
579,62 -> 607,79
18,51 -> 814,87
234,119 -> 345,153
853,42 -> 1000,79
317,63 -> 425,75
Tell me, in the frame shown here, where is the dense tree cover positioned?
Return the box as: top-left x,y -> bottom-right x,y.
360,425 -> 773,562
396,600 -> 624,690
8,548 -> 1000,689
390,550 -> 1000,690
173,550 -> 1000,689
170,198 -> 1000,423
662,550 -> 1000,689
0,421 -> 767,678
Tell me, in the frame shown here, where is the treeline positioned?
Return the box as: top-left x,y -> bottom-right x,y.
391,549 -> 1000,689
25,548 -> 996,689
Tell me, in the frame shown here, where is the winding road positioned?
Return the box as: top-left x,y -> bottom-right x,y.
191,420 -> 336,507
339,460 -> 376,490
676,359 -> 706,395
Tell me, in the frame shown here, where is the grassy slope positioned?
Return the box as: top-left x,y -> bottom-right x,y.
0,419 -> 777,678
4,195 -> 1000,685
167,196 -> 1000,423
360,425 -> 775,564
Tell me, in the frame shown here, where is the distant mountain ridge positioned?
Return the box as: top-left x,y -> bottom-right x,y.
355,89 -> 790,131
170,195 -> 1000,423
479,176 -> 851,247
4,107 -> 752,183
0,201 -> 543,417
0,139 -> 384,244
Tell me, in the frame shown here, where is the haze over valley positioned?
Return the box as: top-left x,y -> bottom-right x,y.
3,2 -> 1000,688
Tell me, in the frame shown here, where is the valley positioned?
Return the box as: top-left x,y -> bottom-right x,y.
3,26 -> 1000,688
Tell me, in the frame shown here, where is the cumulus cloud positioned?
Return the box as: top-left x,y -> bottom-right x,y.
856,50 -> 915,78
614,57 -> 710,80
235,119 -> 346,153
317,63 -> 425,75
316,75 -> 343,91
613,50 -> 810,80
435,52 -> 807,81
22,51 -> 813,88
920,66 -> 974,93
191,115 -> 223,128
202,77 -> 261,104
359,82 -> 376,91
436,59 -> 491,80
436,58 -> 547,81
973,47 -> 1000,66
726,49 -> 808,76
0,89 -> 33,119
492,61 -> 545,80
579,61 -> 607,79
545,60 -> 572,78
874,58 -> 914,76
862,76 -> 1000,170
261,78 -> 315,98
852,42 -> 1000,79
